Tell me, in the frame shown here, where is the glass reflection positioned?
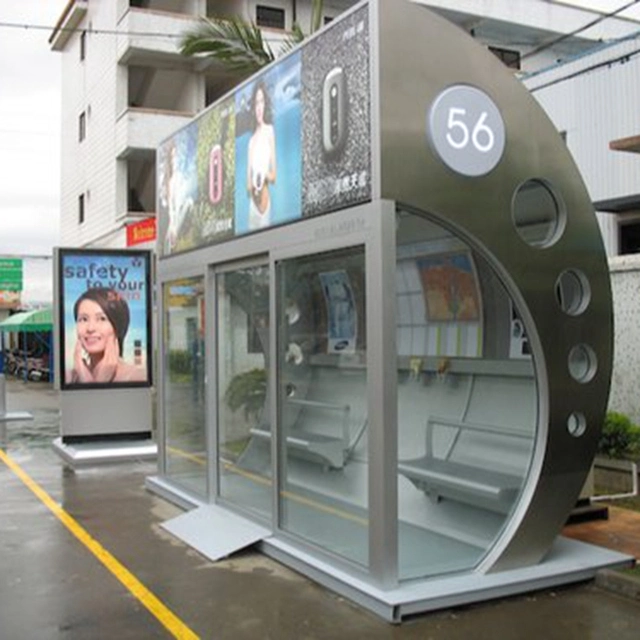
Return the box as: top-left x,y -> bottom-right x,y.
395,210 -> 537,580
217,265 -> 271,519
277,247 -> 369,566
164,277 -> 207,497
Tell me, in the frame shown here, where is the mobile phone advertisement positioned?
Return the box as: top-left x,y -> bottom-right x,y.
59,249 -> 152,390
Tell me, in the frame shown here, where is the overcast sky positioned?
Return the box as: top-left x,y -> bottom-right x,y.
0,0 -> 66,258
1,1 -> 640,261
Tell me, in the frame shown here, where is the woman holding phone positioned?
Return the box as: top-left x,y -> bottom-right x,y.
66,287 -> 146,384
247,80 -> 277,230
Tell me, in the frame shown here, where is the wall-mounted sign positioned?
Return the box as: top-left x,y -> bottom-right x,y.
126,217 -> 157,247
0,258 -> 23,291
427,85 -> 505,177
58,248 -> 152,390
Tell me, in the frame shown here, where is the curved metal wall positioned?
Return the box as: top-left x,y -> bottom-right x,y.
375,0 -> 613,571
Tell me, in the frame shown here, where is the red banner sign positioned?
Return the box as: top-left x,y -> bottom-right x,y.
126,217 -> 157,247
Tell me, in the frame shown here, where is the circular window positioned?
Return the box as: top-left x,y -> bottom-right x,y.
568,344 -> 597,383
567,412 -> 587,438
512,179 -> 566,248
556,269 -> 591,316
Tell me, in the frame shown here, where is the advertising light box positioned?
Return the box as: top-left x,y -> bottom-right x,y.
157,5 -> 371,257
58,248 -> 153,390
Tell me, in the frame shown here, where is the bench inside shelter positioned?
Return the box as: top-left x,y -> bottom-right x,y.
398,415 -> 535,513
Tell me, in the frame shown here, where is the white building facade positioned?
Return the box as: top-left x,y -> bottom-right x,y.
51,0 -> 640,252
49,0 -> 354,249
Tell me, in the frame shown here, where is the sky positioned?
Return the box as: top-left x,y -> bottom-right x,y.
0,1 -> 640,262
0,0 -> 66,258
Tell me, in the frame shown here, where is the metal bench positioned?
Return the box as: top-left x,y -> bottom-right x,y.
398,416 -> 533,513
250,398 -> 366,470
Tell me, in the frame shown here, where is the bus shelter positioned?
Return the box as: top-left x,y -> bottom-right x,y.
147,0 -> 629,621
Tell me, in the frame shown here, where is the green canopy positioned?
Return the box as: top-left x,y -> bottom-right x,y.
0,307 -> 53,332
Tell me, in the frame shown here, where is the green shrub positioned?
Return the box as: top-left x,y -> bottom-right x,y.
167,349 -> 192,375
598,411 -> 640,459
224,368 -> 267,421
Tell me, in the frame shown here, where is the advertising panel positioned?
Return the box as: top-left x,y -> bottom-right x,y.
301,6 -> 371,217
157,4 -> 371,257
0,257 -> 23,309
58,249 -> 152,390
234,52 -> 302,234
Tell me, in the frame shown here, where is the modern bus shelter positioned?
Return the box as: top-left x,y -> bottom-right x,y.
147,0 -> 630,621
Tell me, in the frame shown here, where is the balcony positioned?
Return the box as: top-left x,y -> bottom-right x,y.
117,8 -> 197,66
49,0 -> 89,51
115,107 -> 194,159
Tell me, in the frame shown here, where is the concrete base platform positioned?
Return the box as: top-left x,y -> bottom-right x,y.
263,535 -> 634,622
52,436 -> 157,468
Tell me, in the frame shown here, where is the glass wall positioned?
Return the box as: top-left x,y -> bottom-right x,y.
217,264 -> 271,519
277,247 -> 369,566
163,277 -> 207,497
395,210 -> 537,580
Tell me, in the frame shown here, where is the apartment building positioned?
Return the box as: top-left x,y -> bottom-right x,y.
49,0 -> 640,251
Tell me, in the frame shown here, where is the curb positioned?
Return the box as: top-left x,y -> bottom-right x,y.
595,568 -> 640,601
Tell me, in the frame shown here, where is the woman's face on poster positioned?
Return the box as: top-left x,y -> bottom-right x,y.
76,299 -> 115,356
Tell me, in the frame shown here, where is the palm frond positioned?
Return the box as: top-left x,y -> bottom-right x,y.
311,0 -> 324,34
180,15 -> 275,73
279,22 -> 306,56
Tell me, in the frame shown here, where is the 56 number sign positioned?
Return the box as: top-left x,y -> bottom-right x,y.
427,85 -> 505,177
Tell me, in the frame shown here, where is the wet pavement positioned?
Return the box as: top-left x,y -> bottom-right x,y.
1,377 -> 640,639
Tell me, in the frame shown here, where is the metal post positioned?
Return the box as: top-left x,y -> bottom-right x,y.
0,373 -> 6,415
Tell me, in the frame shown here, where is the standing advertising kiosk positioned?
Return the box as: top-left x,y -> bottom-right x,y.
148,0 -> 630,621
52,248 -> 156,465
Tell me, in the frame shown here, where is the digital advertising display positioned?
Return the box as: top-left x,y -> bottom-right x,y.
58,248 -> 152,390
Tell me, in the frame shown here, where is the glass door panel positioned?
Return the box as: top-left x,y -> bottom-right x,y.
277,247 -> 369,566
217,264 -> 271,519
164,278 -> 207,498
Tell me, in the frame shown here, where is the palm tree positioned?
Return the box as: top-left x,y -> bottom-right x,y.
179,0 -> 325,77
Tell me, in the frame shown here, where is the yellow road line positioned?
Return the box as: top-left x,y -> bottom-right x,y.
0,448 -> 199,640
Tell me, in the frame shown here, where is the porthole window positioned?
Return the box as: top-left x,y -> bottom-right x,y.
512,179 -> 566,248
556,269 -> 591,316
567,412 -> 587,438
568,344 -> 597,383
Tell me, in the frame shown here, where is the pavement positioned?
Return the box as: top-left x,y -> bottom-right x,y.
1,376 -> 640,639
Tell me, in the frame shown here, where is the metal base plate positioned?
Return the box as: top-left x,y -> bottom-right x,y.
52,436 -> 157,468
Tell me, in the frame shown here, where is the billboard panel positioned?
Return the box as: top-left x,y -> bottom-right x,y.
301,6 -> 371,216
157,4 -> 371,257
58,248 -> 152,390
234,52 -> 302,234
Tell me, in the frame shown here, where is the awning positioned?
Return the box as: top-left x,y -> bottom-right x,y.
0,307 -> 53,332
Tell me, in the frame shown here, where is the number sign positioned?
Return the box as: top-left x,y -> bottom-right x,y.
427,85 -> 505,177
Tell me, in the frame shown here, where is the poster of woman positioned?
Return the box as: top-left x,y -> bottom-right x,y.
58,249 -> 152,390
234,52 -> 302,234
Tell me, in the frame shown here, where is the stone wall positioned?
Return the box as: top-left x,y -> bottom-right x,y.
608,255 -> 640,424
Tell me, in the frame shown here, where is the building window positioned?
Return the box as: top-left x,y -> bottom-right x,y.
619,220 -> 640,255
256,5 -> 286,29
488,46 -> 521,70
78,193 -> 85,225
79,112 -> 86,142
80,30 -> 86,61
